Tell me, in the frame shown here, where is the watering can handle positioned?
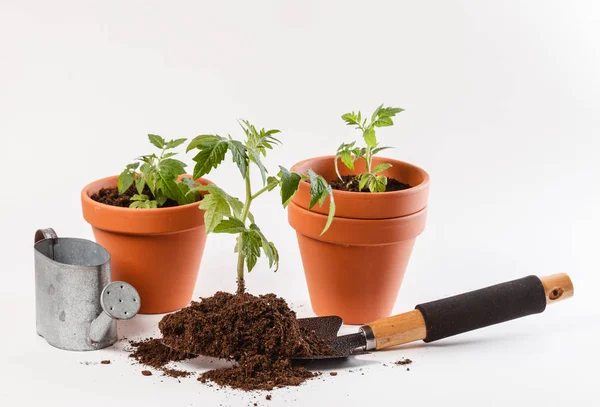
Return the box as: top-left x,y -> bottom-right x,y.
34,228 -> 58,244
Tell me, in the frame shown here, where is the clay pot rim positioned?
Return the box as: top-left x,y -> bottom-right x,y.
81,175 -> 212,214
290,155 -> 430,198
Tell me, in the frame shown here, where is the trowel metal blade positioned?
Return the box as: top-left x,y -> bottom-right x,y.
297,316 -> 343,340
292,332 -> 368,360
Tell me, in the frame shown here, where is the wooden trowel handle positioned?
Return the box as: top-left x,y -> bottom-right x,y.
362,273 -> 573,351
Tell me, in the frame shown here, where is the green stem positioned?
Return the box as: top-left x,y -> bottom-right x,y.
236,175 -> 252,294
250,180 -> 279,200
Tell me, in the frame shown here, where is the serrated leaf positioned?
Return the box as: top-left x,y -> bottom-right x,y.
186,135 -> 222,152
155,191 -> 167,206
372,163 -> 392,174
165,138 -> 187,149
248,148 -> 268,185
341,112 -> 360,126
198,192 -> 232,233
135,174 -> 146,194
177,181 -> 195,204
308,169 -> 326,209
369,175 -> 387,192
192,139 -> 229,179
339,150 -> 354,170
322,198 -> 336,235
378,107 -> 404,117
159,158 -> 187,176
226,139 -> 248,178
371,104 -> 384,122
239,229 -> 261,272
117,169 -> 135,194
130,194 -> 149,201
373,116 -> 394,127
278,166 -> 302,207
358,173 -> 371,191
214,218 -> 247,234
156,175 -> 184,204
363,127 -> 377,148
148,134 -> 165,149
249,224 -> 279,271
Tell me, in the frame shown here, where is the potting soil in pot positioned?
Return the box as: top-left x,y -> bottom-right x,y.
133,292 -> 333,390
330,175 -> 411,192
90,183 -> 180,207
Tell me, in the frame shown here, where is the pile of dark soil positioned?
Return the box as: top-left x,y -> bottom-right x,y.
130,338 -> 193,378
90,183 -> 179,208
158,292 -> 333,390
330,175 -> 411,192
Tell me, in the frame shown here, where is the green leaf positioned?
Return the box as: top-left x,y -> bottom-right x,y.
371,104 -> 384,122
186,135 -> 223,152
250,224 -> 279,271
226,139 -> 248,178
177,181 -> 195,204
239,229 -> 262,272
371,146 -> 393,155
165,138 -> 187,149
191,138 -> 229,179
358,173 -> 371,191
117,169 -> 135,194
363,127 -> 377,148
156,174 -> 184,204
372,163 -> 392,174
323,198 -> 335,236
135,174 -> 146,195
378,107 -> 404,117
308,169 -> 326,209
373,116 -> 394,127
214,217 -> 247,234
339,150 -> 354,170
159,158 -> 187,176
195,185 -> 246,232
130,194 -> 149,201
155,191 -> 167,206
368,175 -> 387,192
148,134 -> 166,149
248,148 -> 268,185
341,112 -> 360,126
278,166 -> 302,207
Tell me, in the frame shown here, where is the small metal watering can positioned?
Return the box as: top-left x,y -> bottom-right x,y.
34,228 -> 141,351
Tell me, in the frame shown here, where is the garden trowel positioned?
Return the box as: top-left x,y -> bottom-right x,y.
295,273 -> 573,360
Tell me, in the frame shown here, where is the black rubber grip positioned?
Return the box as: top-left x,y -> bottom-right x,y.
415,275 -> 547,343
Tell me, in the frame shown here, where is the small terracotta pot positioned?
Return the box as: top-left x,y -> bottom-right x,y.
289,156 -> 430,324
81,175 -> 211,314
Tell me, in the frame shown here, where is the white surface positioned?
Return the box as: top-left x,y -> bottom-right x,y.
1,1 -> 599,405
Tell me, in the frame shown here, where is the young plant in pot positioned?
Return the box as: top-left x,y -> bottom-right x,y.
155,120 -> 336,390
288,104 -> 430,324
81,135 -> 212,314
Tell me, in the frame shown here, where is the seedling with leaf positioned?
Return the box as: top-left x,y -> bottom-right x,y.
117,134 -> 200,208
187,120 -> 335,294
336,104 -> 404,192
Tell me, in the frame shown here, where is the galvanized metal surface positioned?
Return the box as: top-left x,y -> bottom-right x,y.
34,228 -> 140,351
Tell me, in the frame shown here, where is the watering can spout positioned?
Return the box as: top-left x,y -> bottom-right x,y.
89,281 -> 141,343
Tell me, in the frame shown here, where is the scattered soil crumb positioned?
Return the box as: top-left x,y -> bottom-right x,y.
266,395 -> 272,400
141,370 -> 152,376
100,360 -> 111,365
129,338 -> 194,378
329,372 -> 338,376
407,368 -> 410,371
395,358 -> 413,366
330,175 -> 411,193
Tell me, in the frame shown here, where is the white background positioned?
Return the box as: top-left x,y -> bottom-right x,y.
1,1 -> 598,405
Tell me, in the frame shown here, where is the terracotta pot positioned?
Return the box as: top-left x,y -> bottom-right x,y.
288,156 -> 430,324
81,175 -> 211,314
